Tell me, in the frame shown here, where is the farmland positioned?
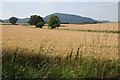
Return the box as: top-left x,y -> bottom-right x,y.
2,23 -> 119,78
2,23 -> 118,58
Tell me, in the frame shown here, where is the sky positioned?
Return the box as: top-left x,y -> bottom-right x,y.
1,2 -> 118,22
0,0 -> 119,2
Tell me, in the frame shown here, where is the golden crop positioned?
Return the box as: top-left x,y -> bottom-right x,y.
2,23 -> 118,59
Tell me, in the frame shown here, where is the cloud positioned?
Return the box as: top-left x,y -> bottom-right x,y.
1,0 -> 119,2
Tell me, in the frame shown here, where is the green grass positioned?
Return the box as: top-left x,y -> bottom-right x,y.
56,28 -> 120,34
2,46 -> 120,79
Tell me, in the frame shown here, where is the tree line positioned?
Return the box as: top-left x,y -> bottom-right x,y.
8,15 -> 60,29
8,15 -> 101,28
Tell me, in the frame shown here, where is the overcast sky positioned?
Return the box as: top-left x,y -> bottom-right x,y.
0,0 -> 119,2
1,2 -> 118,22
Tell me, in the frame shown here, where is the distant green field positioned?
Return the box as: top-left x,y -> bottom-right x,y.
56,28 -> 120,34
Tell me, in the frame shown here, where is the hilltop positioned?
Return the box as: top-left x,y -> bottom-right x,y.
1,13 -> 110,24
44,13 -> 99,24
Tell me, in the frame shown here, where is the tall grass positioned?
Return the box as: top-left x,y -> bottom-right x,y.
2,44 -> 119,79
2,23 -> 119,79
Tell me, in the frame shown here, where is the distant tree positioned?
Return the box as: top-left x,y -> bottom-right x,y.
93,22 -> 97,24
28,15 -> 45,27
0,19 -> 3,23
48,15 -> 60,29
9,17 -> 18,25
36,22 -> 44,28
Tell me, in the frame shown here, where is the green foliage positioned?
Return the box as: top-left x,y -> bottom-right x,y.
56,28 -> 120,34
36,22 -> 44,28
9,17 -> 18,25
28,15 -> 45,27
2,47 -> 119,79
48,15 -> 60,29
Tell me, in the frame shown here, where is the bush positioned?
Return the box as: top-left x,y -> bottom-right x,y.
28,15 -> 45,27
36,22 -> 44,28
9,17 -> 18,25
48,15 -> 60,29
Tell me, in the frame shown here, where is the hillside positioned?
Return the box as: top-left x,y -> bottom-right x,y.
0,19 -> 2,22
2,18 -> 29,23
44,13 -> 99,24
1,13 -> 109,24
17,18 -> 29,23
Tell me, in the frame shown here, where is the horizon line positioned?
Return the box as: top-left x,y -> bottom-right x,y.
1,12 -> 112,22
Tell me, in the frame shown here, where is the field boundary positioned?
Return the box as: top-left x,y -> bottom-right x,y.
56,28 -> 120,34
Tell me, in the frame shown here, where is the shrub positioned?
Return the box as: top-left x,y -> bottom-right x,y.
9,17 -> 18,25
28,15 -> 45,27
36,22 -> 44,28
48,15 -> 60,29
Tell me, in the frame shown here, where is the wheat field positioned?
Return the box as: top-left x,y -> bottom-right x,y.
2,23 -> 119,78
60,23 -> 118,31
2,23 -> 118,59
